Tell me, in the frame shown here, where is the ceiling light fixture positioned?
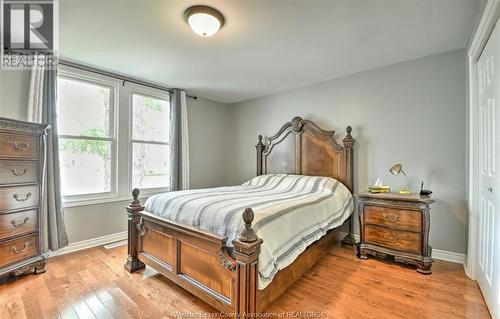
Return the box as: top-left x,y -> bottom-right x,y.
184,5 -> 225,37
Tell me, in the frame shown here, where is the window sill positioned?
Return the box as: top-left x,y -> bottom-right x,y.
63,195 -> 147,208
63,188 -> 170,208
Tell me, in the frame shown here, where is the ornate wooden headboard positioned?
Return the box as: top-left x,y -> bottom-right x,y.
255,116 -> 355,192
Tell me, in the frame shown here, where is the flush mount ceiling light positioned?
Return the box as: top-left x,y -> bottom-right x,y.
184,5 -> 225,37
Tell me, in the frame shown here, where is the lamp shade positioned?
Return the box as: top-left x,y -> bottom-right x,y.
390,164 -> 402,175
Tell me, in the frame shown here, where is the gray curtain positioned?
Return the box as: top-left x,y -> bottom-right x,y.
43,68 -> 69,250
28,62 -> 69,251
169,89 -> 190,191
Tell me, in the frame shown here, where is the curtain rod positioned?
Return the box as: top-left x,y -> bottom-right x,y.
59,59 -> 197,100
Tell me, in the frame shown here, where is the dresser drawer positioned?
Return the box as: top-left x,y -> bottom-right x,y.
0,161 -> 38,185
0,133 -> 39,159
0,210 -> 37,239
0,234 -> 38,268
364,225 -> 421,254
364,205 -> 421,232
0,185 -> 39,213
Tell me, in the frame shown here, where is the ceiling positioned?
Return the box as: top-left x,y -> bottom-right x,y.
60,0 -> 479,103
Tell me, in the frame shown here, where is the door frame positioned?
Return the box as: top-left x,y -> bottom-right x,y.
467,0 -> 500,280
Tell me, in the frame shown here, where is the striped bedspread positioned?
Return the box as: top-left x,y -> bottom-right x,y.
144,174 -> 353,289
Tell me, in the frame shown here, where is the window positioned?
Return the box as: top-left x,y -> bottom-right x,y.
131,93 -> 171,190
57,75 -> 116,198
56,66 -> 173,205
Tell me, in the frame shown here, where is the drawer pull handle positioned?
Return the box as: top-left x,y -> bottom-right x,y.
11,242 -> 29,254
382,233 -> 398,242
11,142 -> 30,151
382,213 -> 399,223
11,168 -> 28,176
11,217 -> 29,228
13,193 -> 32,202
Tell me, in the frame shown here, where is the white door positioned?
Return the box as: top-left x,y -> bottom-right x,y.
477,21 -> 500,319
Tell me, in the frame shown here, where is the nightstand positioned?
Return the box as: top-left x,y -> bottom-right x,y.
357,191 -> 435,274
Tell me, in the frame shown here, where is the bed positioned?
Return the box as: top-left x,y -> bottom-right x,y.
124,116 -> 356,316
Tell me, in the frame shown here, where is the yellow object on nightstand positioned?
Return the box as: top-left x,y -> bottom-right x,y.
368,185 -> 390,193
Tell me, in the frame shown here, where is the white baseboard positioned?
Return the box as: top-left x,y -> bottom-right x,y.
338,232 -> 465,265
432,249 -> 466,265
49,231 -> 127,257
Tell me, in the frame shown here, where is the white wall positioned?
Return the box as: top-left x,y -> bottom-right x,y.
187,97 -> 230,189
0,70 -> 30,120
227,49 -> 468,254
0,70 -> 229,243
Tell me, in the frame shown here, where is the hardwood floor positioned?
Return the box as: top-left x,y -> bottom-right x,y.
0,243 -> 490,319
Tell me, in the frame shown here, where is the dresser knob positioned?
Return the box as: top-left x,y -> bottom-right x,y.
382,232 -> 398,242
13,193 -> 32,202
11,242 -> 29,254
10,217 -> 29,228
382,213 -> 399,223
11,142 -> 30,151
11,168 -> 28,176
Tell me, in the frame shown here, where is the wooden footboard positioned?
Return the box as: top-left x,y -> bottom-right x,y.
124,189 -> 346,317
124,189 -> 262,316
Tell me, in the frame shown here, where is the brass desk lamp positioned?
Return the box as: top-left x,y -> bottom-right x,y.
390,164 -> 411,194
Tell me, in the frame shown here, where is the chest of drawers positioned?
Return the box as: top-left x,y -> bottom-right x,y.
0,117 -> 49,281
357,191 -> 435,274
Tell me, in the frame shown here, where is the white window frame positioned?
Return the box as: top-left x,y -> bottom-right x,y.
57,67 -> 120,204
129,85 -> 171,195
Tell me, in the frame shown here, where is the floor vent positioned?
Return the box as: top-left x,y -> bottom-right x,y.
103,240 -> 127,250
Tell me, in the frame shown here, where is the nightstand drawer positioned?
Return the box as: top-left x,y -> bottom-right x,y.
364,225 -> 421,254
364,206 -> 421,232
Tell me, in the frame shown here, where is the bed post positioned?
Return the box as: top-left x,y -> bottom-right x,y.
124,188 -> 146,273
341,126 -> 357,246
256,135 -> 265,176
232,208 -> 263,317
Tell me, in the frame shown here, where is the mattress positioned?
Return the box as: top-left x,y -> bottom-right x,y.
144,174 -> 354,289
